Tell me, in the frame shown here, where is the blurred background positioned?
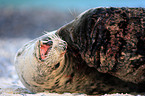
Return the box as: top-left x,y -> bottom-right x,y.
0,0 -> 145,93
0,0 -> 145,38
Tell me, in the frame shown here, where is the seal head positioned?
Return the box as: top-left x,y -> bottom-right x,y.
37,33 -> 67,64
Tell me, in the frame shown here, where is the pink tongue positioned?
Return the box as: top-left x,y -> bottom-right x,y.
40,44 -> 50,60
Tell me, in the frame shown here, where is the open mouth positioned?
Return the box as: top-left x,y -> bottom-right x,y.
39,40 -> 53,60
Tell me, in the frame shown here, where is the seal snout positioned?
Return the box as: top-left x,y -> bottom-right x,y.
59,41 -> 67,51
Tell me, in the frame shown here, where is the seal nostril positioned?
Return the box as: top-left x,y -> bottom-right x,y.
64,42 -> 67,46
63,42 -> 67,51
63,46 -> 67,50
62,42 -> 67,48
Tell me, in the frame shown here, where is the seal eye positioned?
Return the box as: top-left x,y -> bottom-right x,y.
47,41 -> 53,46
42,40 -> 53,46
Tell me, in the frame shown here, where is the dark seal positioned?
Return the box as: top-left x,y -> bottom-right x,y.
57,7 -> 145,94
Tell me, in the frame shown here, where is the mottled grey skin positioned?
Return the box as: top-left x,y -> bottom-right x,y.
15,7 -> 145,95
57,7 -> 145,84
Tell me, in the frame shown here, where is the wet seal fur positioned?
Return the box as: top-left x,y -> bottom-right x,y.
15,7 -> 145,95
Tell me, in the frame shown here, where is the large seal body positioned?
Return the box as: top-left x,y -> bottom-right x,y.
58,7 -> 145,84
15,7 -> 145,94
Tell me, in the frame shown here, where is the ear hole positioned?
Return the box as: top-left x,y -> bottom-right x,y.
55,63 -> 60,69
